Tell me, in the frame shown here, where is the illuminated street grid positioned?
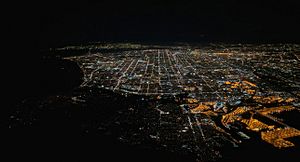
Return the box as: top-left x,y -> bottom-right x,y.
66,44 -> 300,102
64,44 -> 300,151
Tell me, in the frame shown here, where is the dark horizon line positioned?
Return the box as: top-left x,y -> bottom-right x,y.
39,39 -> 300,49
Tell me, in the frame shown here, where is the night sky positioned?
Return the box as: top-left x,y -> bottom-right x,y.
10,0 -> 300,50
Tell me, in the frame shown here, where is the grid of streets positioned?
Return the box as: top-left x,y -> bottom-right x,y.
66,44 -> 300,103
34,43 -> 300,160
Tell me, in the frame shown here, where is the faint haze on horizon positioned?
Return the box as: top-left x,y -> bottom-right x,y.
10,1 -> 300,49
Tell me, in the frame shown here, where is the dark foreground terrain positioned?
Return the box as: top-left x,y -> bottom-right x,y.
8,57 -> 195,161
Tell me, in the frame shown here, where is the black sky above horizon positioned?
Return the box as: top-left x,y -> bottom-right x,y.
10,0 -> 300,49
